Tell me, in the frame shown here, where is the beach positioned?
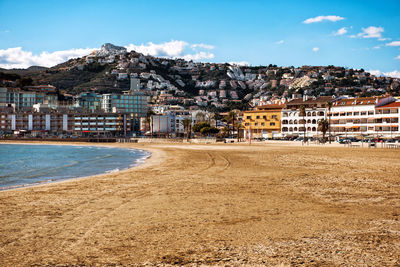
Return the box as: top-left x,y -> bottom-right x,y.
0,141 -> 399,266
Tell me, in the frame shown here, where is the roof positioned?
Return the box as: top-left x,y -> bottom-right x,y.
333,96 -> 384,107
256,104 -> 285,110
286,96 -> 335,107
376,101 -> 400,109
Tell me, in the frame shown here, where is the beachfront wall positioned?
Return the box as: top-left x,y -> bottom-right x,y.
330,97 -> 400,138
243,104 -> 283,139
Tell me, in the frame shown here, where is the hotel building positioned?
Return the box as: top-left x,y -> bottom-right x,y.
330,96 -> 400,138
243,104 -> 283,139
280,96 -> 333,138
0,109 -> 130,137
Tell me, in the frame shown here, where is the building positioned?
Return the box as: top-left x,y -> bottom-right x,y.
0,110 -> 130,137
281,96 -> 334,138
101,90 -> 148,130
0,87 -> 57,110
75,92 -> 101,112
243,104 -> 284,139
329,96 -> 399,138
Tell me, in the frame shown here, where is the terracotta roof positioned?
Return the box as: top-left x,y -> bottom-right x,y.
376,101 -> 400,108
333,97 -> 384,107
256,104 -> 285,110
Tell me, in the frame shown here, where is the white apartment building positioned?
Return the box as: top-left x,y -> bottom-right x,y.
330,96 -> 400,138
281,96 -> 334,138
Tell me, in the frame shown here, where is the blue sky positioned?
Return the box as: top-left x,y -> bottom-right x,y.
0,0 -> 399,76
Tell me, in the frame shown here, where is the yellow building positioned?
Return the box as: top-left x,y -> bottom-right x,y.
243,104 -> 283,139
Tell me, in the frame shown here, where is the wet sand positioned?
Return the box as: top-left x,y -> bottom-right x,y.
0,142 -> 399,266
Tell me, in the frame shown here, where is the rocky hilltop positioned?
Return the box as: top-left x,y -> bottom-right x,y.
95,43 -> 127,57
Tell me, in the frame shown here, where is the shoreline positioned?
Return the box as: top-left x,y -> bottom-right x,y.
0,141 -> 156,192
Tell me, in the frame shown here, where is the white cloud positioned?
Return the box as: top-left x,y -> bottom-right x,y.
334,27 -> 347,36
183,52 -> 215,61
373,45 -> 382,49
125,40 -> 188,58
191,43 -> 214,50
125,40 -> 215,61
3,30 -> 10,33
303,15 -> 344,24
367,69 -> 400,78
396,55 -> 400,60
276,40 -> 284,44
312,47 -> 319,52
229,61 -> 249,66
0,47 -> 95,69
386,41 -> 400,47
357,26 -> 384,39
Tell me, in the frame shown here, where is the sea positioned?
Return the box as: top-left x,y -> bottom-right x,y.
0,144 -> 150,189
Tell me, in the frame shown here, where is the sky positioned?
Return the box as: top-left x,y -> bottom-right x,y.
0,0 -> 399,77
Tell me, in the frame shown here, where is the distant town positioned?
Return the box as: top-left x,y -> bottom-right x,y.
1,43 -> 400,141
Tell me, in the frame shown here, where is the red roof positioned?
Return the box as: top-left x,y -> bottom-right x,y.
376,101 -> 400,108
256,104 -> 285,110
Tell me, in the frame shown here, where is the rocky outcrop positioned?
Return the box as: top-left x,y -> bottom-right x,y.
95,43 -> 127,57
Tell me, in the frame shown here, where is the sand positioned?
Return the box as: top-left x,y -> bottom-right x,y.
0,141 -> 399,266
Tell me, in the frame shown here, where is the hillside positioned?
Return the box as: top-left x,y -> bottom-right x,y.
1,43 -> 399,110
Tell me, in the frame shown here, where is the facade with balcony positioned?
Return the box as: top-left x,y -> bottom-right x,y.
330,96 -> 400,138
243,104 -> 284,139
280,96 -> 333,138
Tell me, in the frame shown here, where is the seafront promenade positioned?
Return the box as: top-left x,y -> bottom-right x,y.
0,141 -> 399,265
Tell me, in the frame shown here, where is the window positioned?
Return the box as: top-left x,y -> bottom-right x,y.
261,123 -> 265,126
255,123 -> 258,126
272,115 -> 277,119
256,116 -> 260,119
246,116 -> 251,119
263,116 -> 267,119
270,122 -> 275,126
245,123 -> 249,126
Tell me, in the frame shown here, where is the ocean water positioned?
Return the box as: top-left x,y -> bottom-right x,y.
0,144 -> 149,189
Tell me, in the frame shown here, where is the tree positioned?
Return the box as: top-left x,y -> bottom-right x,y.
299,105 -> 306,142
193,122 -> 210,133
318,118 -> 329,143
235,122 -> 244,142
224,111 -> 236,138
181,118 -> 192,140
200,126 -> 219,136
146,110 -> 155,136
195,111 -> 207,123
326,101 -> 332,143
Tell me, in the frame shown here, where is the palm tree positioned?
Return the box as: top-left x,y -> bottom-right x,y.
210,113 -> 222,128
235,122 -> 244,142
318,118 -> 329,143
224,111 -> 236,138
146,110 -> 155,136
326,101 -> 332,143
181,118 -> 192,140
299,105 -> 306,142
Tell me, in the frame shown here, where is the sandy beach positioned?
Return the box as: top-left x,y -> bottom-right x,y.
0,141 -> 399,266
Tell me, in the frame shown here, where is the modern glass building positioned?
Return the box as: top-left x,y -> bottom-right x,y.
101,90 -> 148,131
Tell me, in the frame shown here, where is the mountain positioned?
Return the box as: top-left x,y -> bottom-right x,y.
1,43 -> 399,109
